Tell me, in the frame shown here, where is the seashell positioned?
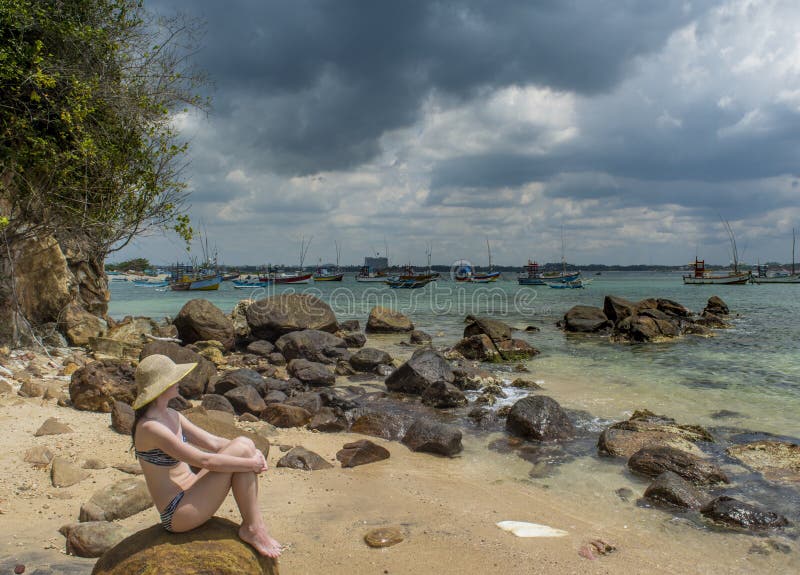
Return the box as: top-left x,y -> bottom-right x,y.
496,521 -> 568,538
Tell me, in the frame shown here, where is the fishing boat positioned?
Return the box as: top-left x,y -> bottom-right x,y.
548,279 -> 585,289
470,239 -> 501,282
259,269 -> 313,284
133,280 -> 169,288
540,227 -> 581,283
314,241 -> 344,281
232,280 -> 264,289
683,219 -> 751,285
355,266 -> 390,282
518,260 -> 545,285
385,277 -> 433,289
170,272 -> 222,291
682,259 -> 750,285
752,228 -> 800,284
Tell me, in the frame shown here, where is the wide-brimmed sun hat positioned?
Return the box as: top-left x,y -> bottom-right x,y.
132,354 -> 197,409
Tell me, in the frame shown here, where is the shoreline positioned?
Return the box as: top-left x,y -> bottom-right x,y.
1,348 -> 797,574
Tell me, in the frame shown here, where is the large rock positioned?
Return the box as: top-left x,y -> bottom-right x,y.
402,419 -> 463,456
384,348 -> 454,395
350,410 -> 415,441
52,457 -> 90,487
212,369 -> 267,396
287,359 -> 335,387
106,317 -> 160,346
463,317 -> 513,344
562,306 -> 612,333
61,301 -> 108,346
495,338 -> 539,361
420,381 -> 467,408
69,359 -> 137,412
726,441 -> 800,483
598,410 -> 713,458
506,396 -> 575,441
700,496 -> 789,531
275,330 -> 346,364
261,404 -> 312,428
79,478 -> 152,522
454,334 -> 500,362
174,299 -> 235,350
603,295 -> 637,324
656,299 -> 692,318
612,312 -> 682,343
224,386 -> 267,416
643,471 -> 710,510
336,439 -> 390,468
628,446 -> 729,485
246,340 -> 275,357
365,306 -> 414,333
90,517 -> 278,574
140,341 -> 216,399
704,296 -> 729,316
246,293 -> 338,340
349,348 -> 393,372
276,447 -> 333,471
62,521 -> 129,559
183,407 -> 270,457
111,401 -> 135,435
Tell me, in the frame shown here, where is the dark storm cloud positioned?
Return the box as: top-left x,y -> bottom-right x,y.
153,0 -> 705,175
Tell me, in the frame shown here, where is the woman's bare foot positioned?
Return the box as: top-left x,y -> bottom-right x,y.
239,524 -> 282,558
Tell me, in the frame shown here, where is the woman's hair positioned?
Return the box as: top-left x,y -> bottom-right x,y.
130,405 -> 151,450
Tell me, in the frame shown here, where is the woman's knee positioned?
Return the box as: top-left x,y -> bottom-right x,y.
228,436 -> 256,456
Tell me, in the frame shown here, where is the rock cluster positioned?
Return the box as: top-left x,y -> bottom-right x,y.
561,295 -> 731,343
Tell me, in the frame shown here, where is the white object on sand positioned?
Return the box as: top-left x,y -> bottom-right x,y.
496,521 -> 568,538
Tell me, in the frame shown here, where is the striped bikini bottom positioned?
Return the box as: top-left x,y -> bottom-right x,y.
160,491 -> 185,532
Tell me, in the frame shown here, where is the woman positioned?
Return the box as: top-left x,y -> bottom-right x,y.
131,354 -> 281,558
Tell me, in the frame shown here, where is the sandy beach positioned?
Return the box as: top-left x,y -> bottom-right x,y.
0,347 -> 796,575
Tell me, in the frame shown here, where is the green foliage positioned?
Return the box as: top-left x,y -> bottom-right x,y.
106,257 -> 150,272
0,0 -> 205,255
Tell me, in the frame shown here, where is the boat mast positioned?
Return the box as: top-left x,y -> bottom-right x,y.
793,228 -> 796,276
486,237 -> 492,272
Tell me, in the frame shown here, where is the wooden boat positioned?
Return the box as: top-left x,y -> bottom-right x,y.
170,273 -> 222,291
752,228 -> 800,284
682,258 -> 750,285
385,277 -> 433,289
518,260 -> 545,285
313,268 -> 344,282
356,266 -> 390,282
259,271 -> 313,285
470,239 -> 500,282
133,280 -> 169,288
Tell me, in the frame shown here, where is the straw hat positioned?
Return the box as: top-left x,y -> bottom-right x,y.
132,354 -> 197,409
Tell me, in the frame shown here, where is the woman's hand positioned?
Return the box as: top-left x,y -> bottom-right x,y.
251,450 -> 268,474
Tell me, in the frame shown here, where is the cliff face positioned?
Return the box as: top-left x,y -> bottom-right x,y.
0,233 -> 109,346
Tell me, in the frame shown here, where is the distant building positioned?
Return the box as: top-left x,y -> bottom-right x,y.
364,256 -> 388,270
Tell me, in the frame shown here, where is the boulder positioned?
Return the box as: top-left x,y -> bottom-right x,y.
384,348 -> 454,395
562,306 -> 612,333
90,517 -> 278,573
506,396 -> 575,441
283,391 -> 323,415
726,441 -> 800,483
463,317 -> 513,343
61,521 -> 129,559
246,340 -> 275,357
24,445 -> 54,467
341,332 -> 367,349
276,447 -> 333,471
350,410 -> 414,441
643,471 -> 710,510
603,295 -> 637,324
201,394 -> 236,415
174,299 -> 235,350
230,300 -> 252,340
598,410 -> 713,458
61,302 -> 108,346
111,401 -> 135,435
700,496 -> 789,531
212,369 -> 267,396
336,439 -> 390,467
349,348 -> 393,372
261,404 -> 312,428
246,293 -> 338,340
224,386 -> 267,416
140,341 -> 216,399
454,334 -> 500,362
704,296 -> 729,316
34,417 -> 73,436
287,359 -> 335,387
307,407 -> 348,432
656,299 -> 692,318
365,306 -> 414,333
275,329 -> 346,364
627,446 -> 729,485
106,317 -> 160,346
79,478 -> 152,522
420,381 -> 467,408
402,419 -> 463,456
495,339 -> 539,361
69,360 -> 137,412
612,313 -> 681,343
51,457 -> 90,488
409,330 -> 432,345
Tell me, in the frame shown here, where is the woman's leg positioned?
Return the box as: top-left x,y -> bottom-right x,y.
169,437 -> 281,557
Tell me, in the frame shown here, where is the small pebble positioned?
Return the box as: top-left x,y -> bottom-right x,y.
14,564 -> 25,574
364,527 -> 404,548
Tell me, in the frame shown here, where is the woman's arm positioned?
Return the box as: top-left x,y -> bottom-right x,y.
178,413 -> 230,452
138,420 -> 263,473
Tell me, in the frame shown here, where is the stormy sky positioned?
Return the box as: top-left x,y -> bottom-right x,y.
116,0 -> 800,268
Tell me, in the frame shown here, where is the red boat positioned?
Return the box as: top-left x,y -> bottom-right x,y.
259,272 -> 312,285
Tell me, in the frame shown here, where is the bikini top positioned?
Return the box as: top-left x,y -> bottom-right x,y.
135,433 -> 187,467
